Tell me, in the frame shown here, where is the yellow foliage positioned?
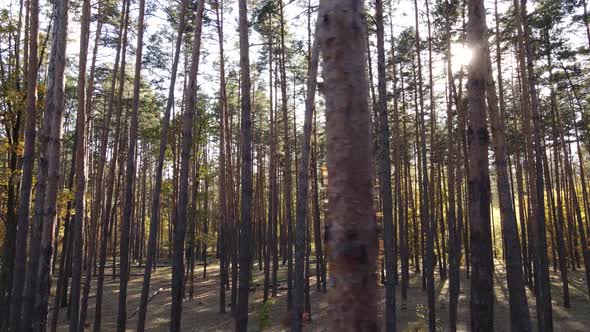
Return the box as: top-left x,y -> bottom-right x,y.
58,189 -> 75,219
403,321 -> 428,332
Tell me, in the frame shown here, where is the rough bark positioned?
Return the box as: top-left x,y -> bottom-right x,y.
235,0 -> 253,328
318,0 -> 379,330
23,2 -> 57,326
466,0 -> 494,329
33,0 -> 69,329
116,0 -> 145,328
8,0 -> 39,327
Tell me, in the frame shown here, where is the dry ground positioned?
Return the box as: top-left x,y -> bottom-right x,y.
52,259 -> 590,331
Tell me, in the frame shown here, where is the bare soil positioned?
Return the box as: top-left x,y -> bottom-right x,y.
52,259 -> 590,331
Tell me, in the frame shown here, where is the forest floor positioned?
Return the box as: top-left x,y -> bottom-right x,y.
52,258 -> 590,331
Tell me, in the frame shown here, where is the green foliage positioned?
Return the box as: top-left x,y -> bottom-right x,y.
138,81 -> 164,143
257,298 -> 275,331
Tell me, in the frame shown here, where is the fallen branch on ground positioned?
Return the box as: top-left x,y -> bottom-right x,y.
128,288 -> 165,318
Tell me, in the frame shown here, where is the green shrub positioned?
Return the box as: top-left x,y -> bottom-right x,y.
257,299 -> 275,331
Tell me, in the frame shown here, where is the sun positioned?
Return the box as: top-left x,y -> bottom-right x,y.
450,43 -> 474,71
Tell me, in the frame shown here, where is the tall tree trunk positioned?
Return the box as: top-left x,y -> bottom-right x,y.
426,0 -> 443,286
186,150 -> 199,300
413,0 -> 435,328
515,150 -> 531,284
24,23 -> 55,327
388,3 -> 405,302
50,139 -> 76,332
235,0 -> 253,328
582,0 -> 590,51
520,1 -> 553,328
171,1 -> 204,329
375,0 -> 396,330
484,3 -> 531,328
293,11 -> 320,331
269,19 -> 280,298
553,63 -> 590,297
444,1 -> 459,329
9,0 -> 39,327
544,28 -> 571,307
69,0 -> 91,329
466,0 -> 494,329
202,165 -> 209,279
513,0 -> 536,289
0,0 -> 25,323
136,0 -> 188,328
78,8 -> 104,328
318,0 -> 378,329
212,0 -> 230,314
311,112 -> 326,293
263,14 -> 273,299
555,86 -> 590,295
117,0 -> 145,328
229,47 -> 238,321
23,2 -> 60,327
456,54 -> 468,281
278,0 -> 294,310
411,59 -> 425,286
34,0 -> 69,329
94,2 -> 130,328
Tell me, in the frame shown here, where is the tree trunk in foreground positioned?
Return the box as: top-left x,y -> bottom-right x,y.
9,0 -> 39,327
235,0 -> 253,328
318,0 -> 378,330
34,0 -> 69,329
466,0 -> 494,329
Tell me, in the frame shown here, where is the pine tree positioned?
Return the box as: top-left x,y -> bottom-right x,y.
318,0 -> 378,329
